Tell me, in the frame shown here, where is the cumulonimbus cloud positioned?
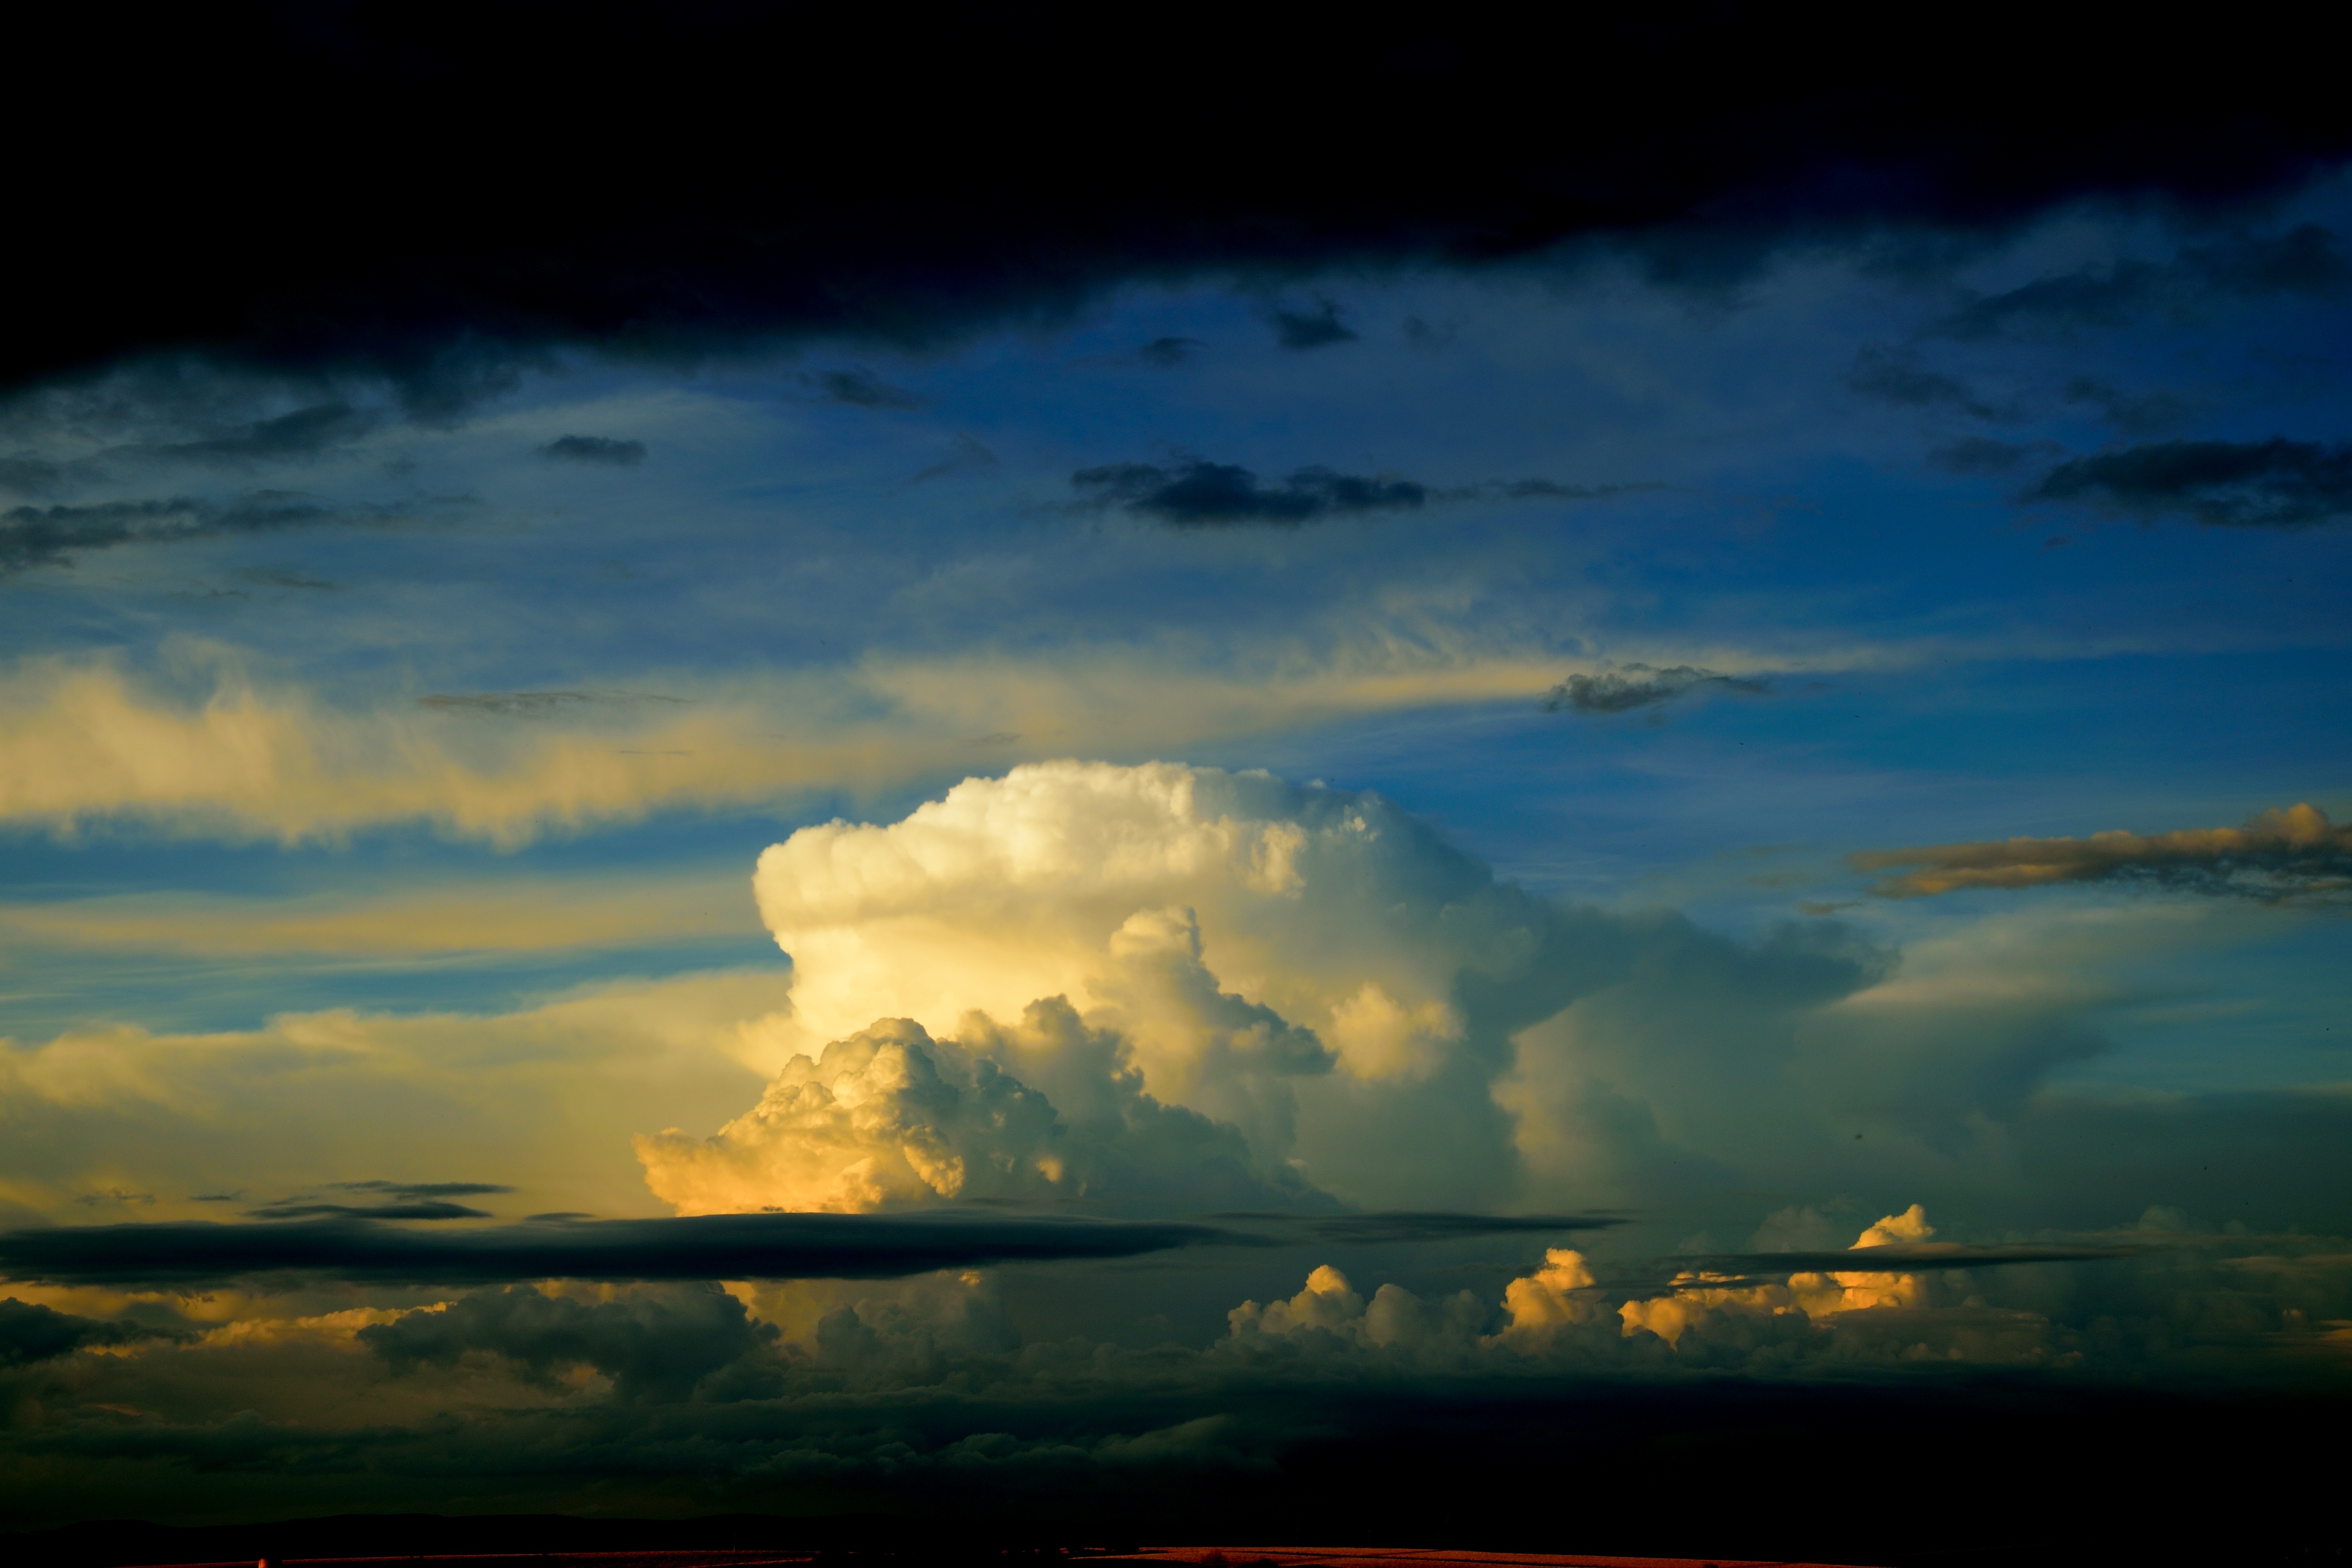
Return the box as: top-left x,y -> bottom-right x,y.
1853,802 -> 2352,900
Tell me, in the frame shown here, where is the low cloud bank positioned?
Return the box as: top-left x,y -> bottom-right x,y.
0,1212 -> 1238,1289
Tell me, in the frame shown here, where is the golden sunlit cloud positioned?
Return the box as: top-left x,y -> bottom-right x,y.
0,631 -> 1827,844
0,871 -> 759,959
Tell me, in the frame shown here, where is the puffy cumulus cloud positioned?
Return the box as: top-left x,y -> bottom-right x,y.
1226,1265 -> 1487,1354
635,999 -> 1325,1216
1611,1207 -> 1939,1353
1853,801 -> 2352,902
1494,1248 -> 1609,1342
750,760 -> 1641,1206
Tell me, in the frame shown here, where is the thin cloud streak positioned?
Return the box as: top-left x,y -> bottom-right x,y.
1855,802 -> 2352,901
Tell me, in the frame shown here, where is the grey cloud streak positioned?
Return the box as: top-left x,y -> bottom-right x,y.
0,492 -> 416,575
2025,437 -> 2352,528
1854,802 -> 2352,901
1541,663 -> 1769,715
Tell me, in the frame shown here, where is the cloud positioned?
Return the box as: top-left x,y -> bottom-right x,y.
1070,458 -> 1426,525
2024,438 -> 2352,528
360,1282 -> 777,1402
241,567 -> 339,591
1846,347 -> 2006,419
1853,801 -> 2352,901
0,643 -> 1583,844
1267,299 -> 1357,350
2060,377 -> 2196,435
240,1200 -> 492,1221
537,434 -> 647,465
19,14 -> 2346,402
1485,478 -> 1658,502
0,1295 -> 155,1366
1068,459 -> 1651,525
0,492 -> 405,574
154,402 -> 377,465
0,869 -> 759,959
0,1211 -> 1242,1289
328,1181 -> 514,1199
1539,663 -> 1768,714
1935,225 -> 2351,340
909,434 -> 998,483
1219,1212 -> 1623,1245
1138,337 -> 1204,367
801,370 -> 924,410
735,760 -> 1926,1214
415,689 -> 691,718
1929,435 -> 2049,476
636,1000 -> 1330,1218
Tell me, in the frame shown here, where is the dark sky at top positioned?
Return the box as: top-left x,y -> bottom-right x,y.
16,5 -> 2351,403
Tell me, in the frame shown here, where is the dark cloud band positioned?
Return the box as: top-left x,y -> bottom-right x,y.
0,1212 -> 1248,1289
10,11 -> 2349,399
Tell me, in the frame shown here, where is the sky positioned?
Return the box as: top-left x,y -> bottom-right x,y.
4,9 -> 2350,1558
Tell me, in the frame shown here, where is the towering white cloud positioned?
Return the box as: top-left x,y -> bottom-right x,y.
742,760 -> 1564,1205
635,999 -> 1327,1216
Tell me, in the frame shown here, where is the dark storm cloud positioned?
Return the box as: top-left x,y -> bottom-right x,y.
10,11 -> 2348,399
2024,437 -> 2352,528
1267,299 -> 1357,350
0,1212 -> 1249,1288
1541,664 -> 1769,715
328,1181 -> 515,1199
1071,459 -> 1427,524
0,1297 -> 157,1367
1854,802 -> 2352,901
538,434 -> 647,466
0,492 -> 401,575
1216,1211 -> 1626,1244
360,1282 -> 776,1402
